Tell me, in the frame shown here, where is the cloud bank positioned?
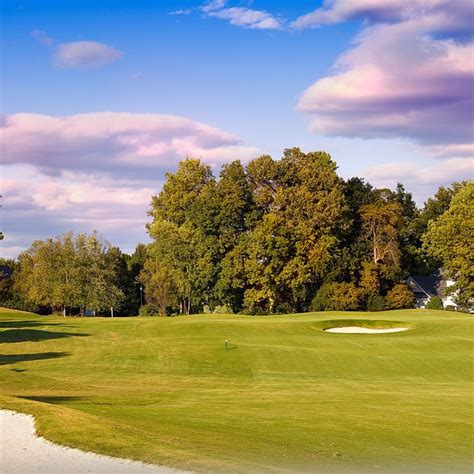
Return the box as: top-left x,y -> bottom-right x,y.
1,112 -> 260,176
295,0 -> 474,156
0,112 -> 260,257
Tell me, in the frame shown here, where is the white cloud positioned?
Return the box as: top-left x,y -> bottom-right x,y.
200,1 -> 282,30
31,29 -> 55,46
169,9 -> 193,16
201,0 -> 227,14
54,41 -> 123,69
363,157 -> 473,200
207,7 -> 282,30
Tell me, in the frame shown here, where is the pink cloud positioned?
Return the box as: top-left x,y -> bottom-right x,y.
1,167 -> 155,256
296,15 -> 474,150
292,0 -> 473,31
0,112 -> 260,175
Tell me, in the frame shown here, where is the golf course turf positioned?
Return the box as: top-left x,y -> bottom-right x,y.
0,308 -> 472,473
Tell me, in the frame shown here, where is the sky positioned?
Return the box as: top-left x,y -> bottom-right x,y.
1,0 -> 473,258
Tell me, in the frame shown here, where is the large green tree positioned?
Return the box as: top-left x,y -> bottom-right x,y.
147,159 -> 218,314
423,182 -> 474,307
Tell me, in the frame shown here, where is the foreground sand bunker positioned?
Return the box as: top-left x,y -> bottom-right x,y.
325,326 -> 409,334
0,410 -> 188,474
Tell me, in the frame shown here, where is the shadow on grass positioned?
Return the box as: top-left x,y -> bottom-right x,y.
0,329 -> 89,344
18,395 -> 86,405
0,320 -> 77,329
0,351 -> 70,366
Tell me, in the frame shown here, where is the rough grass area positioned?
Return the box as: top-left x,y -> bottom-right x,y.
0,308 -> 472,473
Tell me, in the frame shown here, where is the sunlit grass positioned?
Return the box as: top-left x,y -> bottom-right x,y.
0,308 -> 472,472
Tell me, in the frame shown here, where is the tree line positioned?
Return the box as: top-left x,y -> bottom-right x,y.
1,148 -> 472,315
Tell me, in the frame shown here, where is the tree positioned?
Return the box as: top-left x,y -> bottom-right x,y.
384,284 -> 415,310
359,197 -> 402,293
423,183 -> 474,307
139,259 -> 176,316
15,232 -> 123,315
147,159 -> 219,314
241,149 -> 349,312
310,282 -> 362,311
360,200 -> 402,268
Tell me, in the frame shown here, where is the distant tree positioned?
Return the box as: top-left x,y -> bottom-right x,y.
15,232 -> 123,315
360,199 -> 402,268
359,261 -> 380,297
310,282 -> 362,311
407,182 -> 465,275
426,296 -> 444,310
423,183 -> 474,307
139,259 -> 176,316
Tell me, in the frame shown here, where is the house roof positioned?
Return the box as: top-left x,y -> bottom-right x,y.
407,272 -> 442,297
0,265 -> 12,279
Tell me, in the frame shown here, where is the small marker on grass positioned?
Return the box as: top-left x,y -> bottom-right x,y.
225,339 -> 228,350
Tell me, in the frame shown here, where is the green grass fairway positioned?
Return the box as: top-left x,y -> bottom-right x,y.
0,308 -> 472,473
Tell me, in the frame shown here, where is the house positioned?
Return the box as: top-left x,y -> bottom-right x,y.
406,270 -> 458,309
0,265 -> 13,279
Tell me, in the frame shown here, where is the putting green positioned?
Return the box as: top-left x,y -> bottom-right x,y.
0,308 -> 472,473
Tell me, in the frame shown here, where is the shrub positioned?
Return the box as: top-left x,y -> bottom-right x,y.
139,303 -> 160,316
426,296 -> 444,310
202,304 -> 212,314
384,284 -> 416,310
0,297 -> 48,314
310,282 -> 362,311
367,295 -> 385,312
213,304 -> 234,314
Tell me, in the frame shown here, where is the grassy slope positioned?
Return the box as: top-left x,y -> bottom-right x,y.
0,308 -> 472,473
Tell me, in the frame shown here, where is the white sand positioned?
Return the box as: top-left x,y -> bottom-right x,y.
0,409 -> 189,474
325,326 -> 408,334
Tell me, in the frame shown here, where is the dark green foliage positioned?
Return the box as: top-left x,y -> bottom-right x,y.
0,297 -> 48,314
139,303 -> 161,316
367,295 -> 385,312
426,296 -> 444,310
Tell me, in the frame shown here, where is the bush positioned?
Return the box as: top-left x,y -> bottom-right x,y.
139,303 -> 160,316
0,297 -> 49,314
213,304 -> 234,314
202,304 -> 212,314
384,284 -> 416,310
310,282 -> 362,311
367,295 -> 385,312
426,296 -> 444,310
240,306 -> 269,316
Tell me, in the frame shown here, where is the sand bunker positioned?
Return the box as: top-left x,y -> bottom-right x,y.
325,326 -> 408,334
0,409 -> 189,474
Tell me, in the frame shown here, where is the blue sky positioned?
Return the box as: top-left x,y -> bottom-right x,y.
1,0 -> 473,257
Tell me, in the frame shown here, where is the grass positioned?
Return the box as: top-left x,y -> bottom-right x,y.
0,307 -> 472,473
